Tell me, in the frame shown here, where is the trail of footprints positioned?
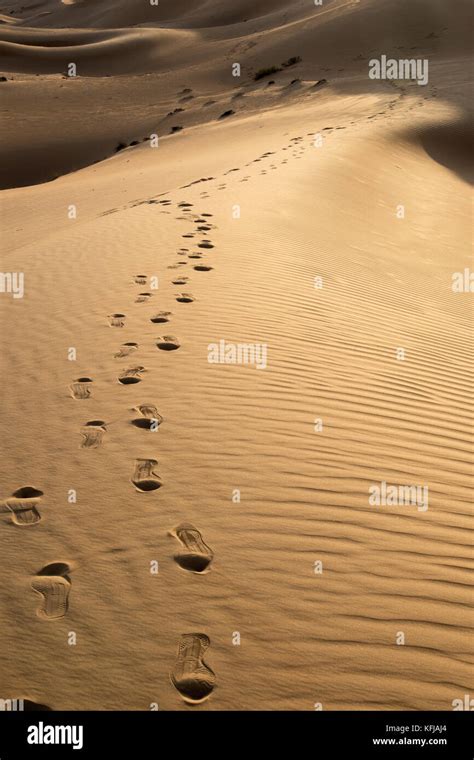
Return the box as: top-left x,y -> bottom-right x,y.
0,198 -> 219,707
11,127 -> 359,700
0,200 -> 219,705
5,131 -> 365,706
111,199 -> 216,701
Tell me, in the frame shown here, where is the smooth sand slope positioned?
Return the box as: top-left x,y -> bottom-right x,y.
0,0 -> 472,710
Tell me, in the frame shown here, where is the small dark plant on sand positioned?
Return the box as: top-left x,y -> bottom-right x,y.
254,65 -> 282,81
282,56 -> 302,68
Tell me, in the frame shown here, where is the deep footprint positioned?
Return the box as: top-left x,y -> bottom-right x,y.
132,404 -> 163,430
135,292 -> 152,303
118,366 -> 145,385
80,421 -> 106,449
31,562 -> 72,620
131,459 -> 162,491
109,313 -> 126,328
70,377 -> 93,400
171,633 -> 216,704
22,700 -> 53,711
176,293 -> 195,303
156,336 -> 180,351
172,523 -> 214,573
114,342 -> 138,359
4,486 -> 43,526
150,312 -> 171,324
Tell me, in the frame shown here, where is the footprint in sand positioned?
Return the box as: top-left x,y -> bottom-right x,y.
171,633 -> 216,704
193,265 -> 213,272
109,313 -> 126,328
176,293 -> 195,303
198,241 -> 214,249
178,202 -> 193,208
150,312 -> 172,324
132,404 -> 163,431
3,487 -> 43,526
80,421 -> 106,449
182,234 -> 195,239
196,225 -> 212,232
31,562 -> 71,621
69,377 -> 93,400
131,459 -> 162,492
135,292 -> 152,303
171,275 -> 189,285
118,366 -> 145,385
201,213 -> 213,217
171,523 -> 214,573
134,275 -> 147,285
188,253 -> 202,259
156,336 -> 180,351
114,342 -> 138,359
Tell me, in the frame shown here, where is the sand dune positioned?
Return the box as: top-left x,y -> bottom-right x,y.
0,0 -> 472,712
0,26 -> 193,75
1,0 -> 316,29
1,0 -> 472,189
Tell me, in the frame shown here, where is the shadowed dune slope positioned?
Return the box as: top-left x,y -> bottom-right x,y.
0,0 -> 472,76
0,0 -> 472,189
0,0 -> 315,29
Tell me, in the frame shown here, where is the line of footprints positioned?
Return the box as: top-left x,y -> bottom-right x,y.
1,201 -> 218,706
